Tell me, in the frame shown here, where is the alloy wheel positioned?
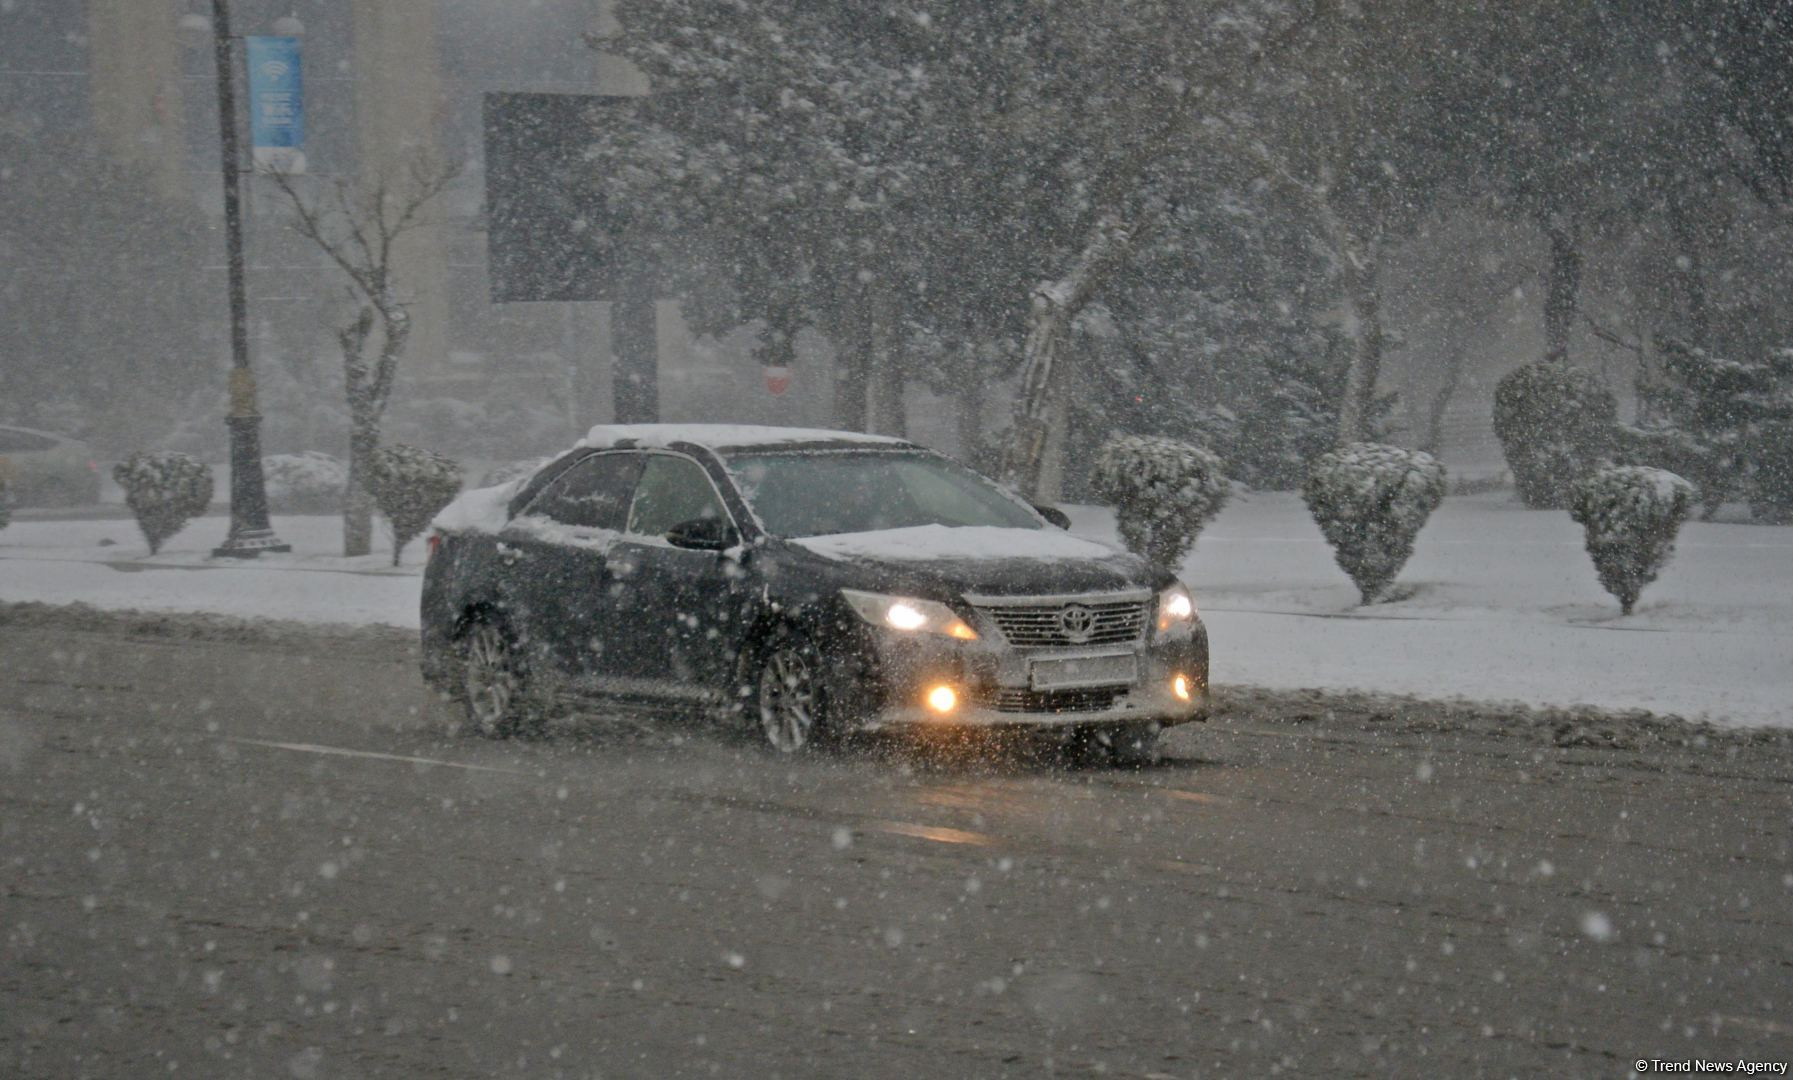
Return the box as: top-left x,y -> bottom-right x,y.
757,644 -> 818,752
462,621 -> 522,738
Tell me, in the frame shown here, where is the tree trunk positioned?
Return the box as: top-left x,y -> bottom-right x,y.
1666,196 -> 1710,345
1336,236 -> 1385,446
832,335 -> 869,432
343,422 -> 377,558
1543,217 -> 1582,364
955,379 -> 984,467
1421,341 -> 1468,457
999,209 -> 1149,498
865,293 -> 906,437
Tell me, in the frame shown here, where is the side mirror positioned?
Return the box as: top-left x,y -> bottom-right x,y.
665,516 -> 737,551
1032,504 -> 1072,530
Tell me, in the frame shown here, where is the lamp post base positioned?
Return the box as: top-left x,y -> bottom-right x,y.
213,410 -> 289,558
213,530 -> 292,558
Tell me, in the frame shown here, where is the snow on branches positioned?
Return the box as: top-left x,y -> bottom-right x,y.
113,452 -> 214,555
1569,465 -> 1694,615
1090,434 -> 1230,572
1492,361 -> 1616,509
365,444 -> 462,567
1302,442 -> 1445,604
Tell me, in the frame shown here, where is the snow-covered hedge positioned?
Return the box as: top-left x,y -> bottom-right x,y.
113,451 -> 214,555
1568,465 -> 1694,615
1302,442 -> 1445,604
263,451 -> 349,514
365,443 -> 462,566
1493,361 -> 1615,508
1089,434 -> 1230,571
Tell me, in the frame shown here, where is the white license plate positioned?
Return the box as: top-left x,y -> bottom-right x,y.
1029,653 -> 1138,691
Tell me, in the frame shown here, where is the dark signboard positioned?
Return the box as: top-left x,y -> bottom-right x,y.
482,91 -> 630,303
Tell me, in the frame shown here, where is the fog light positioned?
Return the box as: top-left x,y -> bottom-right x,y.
926,685 -> 958,714
1172,674 -> 1192,702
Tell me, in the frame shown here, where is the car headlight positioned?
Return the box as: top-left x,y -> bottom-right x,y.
841,589 -> 978,640
1156,583 -> 1196,638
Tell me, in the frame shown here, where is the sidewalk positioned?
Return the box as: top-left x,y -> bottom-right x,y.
2,493 -> 1789,728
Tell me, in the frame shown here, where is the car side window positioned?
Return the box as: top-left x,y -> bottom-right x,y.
627,456 -> 730,539
525,453 -> 641,530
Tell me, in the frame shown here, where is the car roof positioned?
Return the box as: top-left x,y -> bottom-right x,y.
578,424 -> 914,454
0,423 -> 75,442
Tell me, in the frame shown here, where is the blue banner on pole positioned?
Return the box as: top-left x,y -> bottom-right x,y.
246,36 -> 304,173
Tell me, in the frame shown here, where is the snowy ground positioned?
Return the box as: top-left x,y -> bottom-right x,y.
2,492 -> 1789,727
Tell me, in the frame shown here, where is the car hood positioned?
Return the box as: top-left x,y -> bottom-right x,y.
783,525 -> 1162,598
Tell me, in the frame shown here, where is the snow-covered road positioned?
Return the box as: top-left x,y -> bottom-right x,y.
2,492 -> 1789,726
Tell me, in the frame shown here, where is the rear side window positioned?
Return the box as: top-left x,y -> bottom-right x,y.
523,453 -> 641,529
627,455 -> 729,538
0,429 -> 56,453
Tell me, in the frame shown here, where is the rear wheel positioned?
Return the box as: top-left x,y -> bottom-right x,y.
460,618 -> 537,738
755,631 -> 824,753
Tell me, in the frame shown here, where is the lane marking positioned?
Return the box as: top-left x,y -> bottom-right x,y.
868,820 -> 997,847
224,737 -> 530,775
1161,788 -> 1230,806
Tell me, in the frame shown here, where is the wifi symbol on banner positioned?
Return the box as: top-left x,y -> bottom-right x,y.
260,60 -> 291,79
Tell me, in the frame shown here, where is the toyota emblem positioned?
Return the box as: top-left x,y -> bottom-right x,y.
1057,604 -> 1095,642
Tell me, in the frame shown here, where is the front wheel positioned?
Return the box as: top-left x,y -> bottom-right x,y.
755,631 -> 825,753
460,618 -> 537,738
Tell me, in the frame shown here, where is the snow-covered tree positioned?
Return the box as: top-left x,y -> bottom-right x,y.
365,444 -> 461,567
599,0 -> 1311,486
268,156 -> 458,557
113,453 -> 214,556
1569,465 -> 1695,615
1090,435 -> 1230,572
1302,443 -> 1445,604
1493,361 -> 1616,509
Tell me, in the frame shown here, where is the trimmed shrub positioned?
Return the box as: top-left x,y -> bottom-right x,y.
1089,434 -> 1230,571
365,443 -> 462,566
263,451 -> 349,514
1568,465 -> 1695,615
1303,442 -> 1446,604
1493,361 -> 1616,508
113,451 -> 214,555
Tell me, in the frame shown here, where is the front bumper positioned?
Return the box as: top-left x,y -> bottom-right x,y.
825,619 -> 1210,732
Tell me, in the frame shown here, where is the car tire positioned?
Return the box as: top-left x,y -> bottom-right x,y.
1065,722 -> 1161,769
1106,721 -> 1163,768
754,627 -> 826,753
459,617 -> 539,739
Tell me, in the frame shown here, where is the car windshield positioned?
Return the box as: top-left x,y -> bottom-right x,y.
725,450 -> 1044,538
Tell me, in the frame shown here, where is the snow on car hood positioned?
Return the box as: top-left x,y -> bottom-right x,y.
790,524 -> 1121,563
581,423 -> 908,451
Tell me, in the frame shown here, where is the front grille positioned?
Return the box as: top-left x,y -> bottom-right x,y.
978,599 -> 1148,647
969,686 -> 1128,714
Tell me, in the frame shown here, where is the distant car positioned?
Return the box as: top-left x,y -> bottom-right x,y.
0,425 -> 102,507
421,425 -> 1209,762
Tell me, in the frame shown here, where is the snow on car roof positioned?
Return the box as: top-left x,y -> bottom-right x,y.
579,424 -> 911,452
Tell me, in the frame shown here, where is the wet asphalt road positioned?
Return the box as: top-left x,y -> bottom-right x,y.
1,611 -> 1790,1078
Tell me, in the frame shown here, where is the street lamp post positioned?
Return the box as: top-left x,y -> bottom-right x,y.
208,0 -> 288,557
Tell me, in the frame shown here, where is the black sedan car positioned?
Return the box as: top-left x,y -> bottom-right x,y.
421,425 -> 1208,762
